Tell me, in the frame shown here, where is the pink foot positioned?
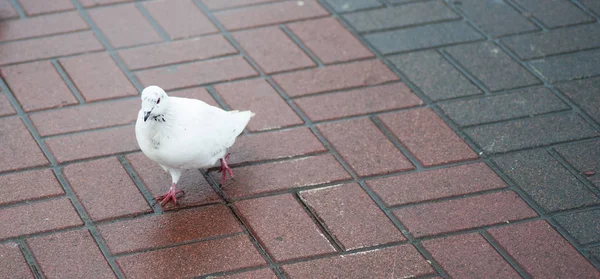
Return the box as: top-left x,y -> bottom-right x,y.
219,153 -> 235,185
155,183 -> 184,206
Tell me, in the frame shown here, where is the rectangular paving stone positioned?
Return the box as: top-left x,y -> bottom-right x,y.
0,198 -> 82,240
18,0 -> 74,15
529,49 -> 600,82
170,87 -> 220,107
422,233 -> 520,278
272,59 -> 398,97
0,117 -> 49,172
300,183 -> 404,251
286,17 -> 374,64
379,108 -> 478,167
27,229 -> 116,279
439,87 -> 569,127
118,35 -> 237,70
117,234 -> 266,279
135,56 -> 258,91
0,0 -> 18,20
343,1 -> 459,32
2,61 -> 77,112
493,149 -> 600,212
0,243 -> 33,278
98,205 -> 242,254
126,152 -> 221,210
394,191 -> 536,237
555,139 -> 600,187
88,4 -> 162,48
580,0 -> 600,14
201,0 -> 278,10
318,117 -> 414,176
46,125 -> 139,163
445,41 -> 540,91
365,21 -> 483,54
0,169 -> 64,207
323,0 -> 381,13
214,78 -> 303,131
502,23 -> 600,60
234,194 -> 336,262
513,0 -> 593,28
464,113 -> 599,154
556,76 -> 600,123
215,269 -> 277,279
0,11 -> 88,42
214,0 -> 328,30
555,209 -> 600,245
233,26 -> 316,74
388,50 -> 482,101
281,244 -> 435,278
80,0 -> 134,7
143,0 -> 218,39
457,0 -> 538,37
60,52 -> 138,102
0,31 -> 104,66
63,157 -> 151,222
0,93 -> 15,116
368,162 -> 507,206
488,220 -> 600,278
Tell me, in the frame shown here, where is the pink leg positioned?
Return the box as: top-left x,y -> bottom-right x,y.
219,153 -> 234,185
155,183 -> 184,206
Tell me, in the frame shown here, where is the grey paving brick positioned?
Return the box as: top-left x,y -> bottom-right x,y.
556,76 -> 600,123
465,112 -> 598,153
555,139 -> 600,188
555,209 -> 600,245
324,0 -> 382,13
456,0 -> 539,37
580,0 -> 600,15
529,49 -> 600,82
439,86 -> 569,127
513,0 -> 594,28
365,21 -> 482,54
388,50 -> 481,101
343,1 -> 459,32
589,246 -> 600,263
502,24 -> 600,60
445,41 -> 540,91
493,149 -> 600,213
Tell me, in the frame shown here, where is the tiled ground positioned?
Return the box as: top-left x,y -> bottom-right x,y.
0,0 -> 599,278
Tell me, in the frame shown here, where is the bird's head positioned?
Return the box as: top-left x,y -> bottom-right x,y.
140,85 -> 169,122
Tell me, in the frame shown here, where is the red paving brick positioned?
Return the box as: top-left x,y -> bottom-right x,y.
218,154 -> 351,199
300,183 -> 404,250
18,0 -> 74,16
144,0 -> 218,39
422,233 -> 520,278
27,229 -> 116,279
379,108 -> 478,167
394,191 -> 537,238
201,0 -> 278,10
0,169 -> 64,206
1,61 -> 77,112
0,198 -> 82,240
0,11 -> 88,42
281,244 -> 436,278
117,234 -> 266,279
295,82 -> 422,122
214,78 -> 303,131
125,152 -> 221,210
488,220 -> 600,278
318,117 -> 414,176
233,26 -> 316,74
98,205 -> 241,254
118,35 -> 237,70
46,125 -> 138,163
135,56 -> 258,90
215,268 -> 278,279
235,194 -> 336,262
214,0 -> 328,31
60,52 -> 138,102
79,0 -> 133,7
170,87 -> 220,107
0,31 -> 104,66
0,1 -> 18,20
272,59 -> 398,97
227,127 -> 326,165
0,243 -> 33,278
63,157 -> 151,222
88,4 -> 162,48
367,162 -> 507,206
287,17 -> 374,64
0,93 -> 15,116
0,117 -> 48,172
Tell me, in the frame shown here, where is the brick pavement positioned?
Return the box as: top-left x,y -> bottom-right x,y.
0,0 -> 599,278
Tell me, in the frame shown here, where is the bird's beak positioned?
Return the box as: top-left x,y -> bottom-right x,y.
143,111 -> 151,122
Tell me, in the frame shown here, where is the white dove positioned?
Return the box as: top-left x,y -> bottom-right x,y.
135,85 -> 254,206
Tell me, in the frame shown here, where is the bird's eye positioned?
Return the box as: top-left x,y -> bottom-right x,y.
157,98 -> 160,104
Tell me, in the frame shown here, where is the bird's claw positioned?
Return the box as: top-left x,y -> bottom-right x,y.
155,186 -> 184,206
